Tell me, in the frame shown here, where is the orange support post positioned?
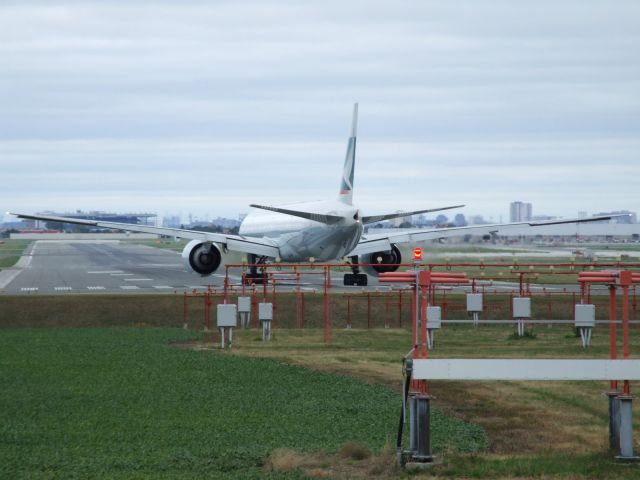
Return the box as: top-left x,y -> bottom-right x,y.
609,284 -> 618,391
620,271 -> 632,394
323,266 -> 331,345
183,292 -> 188,327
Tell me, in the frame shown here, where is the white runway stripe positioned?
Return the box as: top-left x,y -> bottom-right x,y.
123,278 -> 153,281
21,287 -> 38,292
120,286 -> 140,290
54,286 -> 73,291
153,286 -> 173,289
111,273 -> 134,276
88,271 -> 123,274
87,286 -> 106,290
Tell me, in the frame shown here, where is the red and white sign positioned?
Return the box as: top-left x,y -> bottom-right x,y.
413,247 -> 423,261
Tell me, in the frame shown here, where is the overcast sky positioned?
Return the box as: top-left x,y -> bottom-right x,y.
1,1 -> 639,223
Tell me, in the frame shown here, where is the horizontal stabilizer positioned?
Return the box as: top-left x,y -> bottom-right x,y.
249,204 -> 344,225
362,204 -> 465,224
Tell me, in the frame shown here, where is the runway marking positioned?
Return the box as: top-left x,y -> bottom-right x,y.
88,270 -> 124,274
21,287 -> 38,292
123,278 -> 153,281
120,285 -> 140,290
187,286 -> 208,290
111,273 -> 134,276
54,287 -> 73,291
153,285 -> 173,289
141,264 -> 181,267
87,286 -> 106,290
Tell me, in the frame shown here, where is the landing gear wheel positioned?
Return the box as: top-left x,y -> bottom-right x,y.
344,273 -> 368,286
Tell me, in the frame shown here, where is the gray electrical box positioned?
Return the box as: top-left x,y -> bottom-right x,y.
426,306 -> 442,329
238,297 -> 251,313
575,304 -> 596,328
466,294 -> 483,313
258,302 -> 273,321
217,304 -> 237,328
513,297 -> 531,318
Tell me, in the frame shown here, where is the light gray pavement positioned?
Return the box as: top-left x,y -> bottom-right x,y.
1,240 -> 612,296
0,241 -> 384,295
1,241 -> 227,295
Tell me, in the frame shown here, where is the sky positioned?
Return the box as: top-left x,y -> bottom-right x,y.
1,1 -> 639,224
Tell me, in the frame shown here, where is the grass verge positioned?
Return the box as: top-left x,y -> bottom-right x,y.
0,240 -> 32,268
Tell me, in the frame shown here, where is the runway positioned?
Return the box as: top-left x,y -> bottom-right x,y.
1,240 -> 598,296
1,241 -> 233,295
0,240 -> 385,295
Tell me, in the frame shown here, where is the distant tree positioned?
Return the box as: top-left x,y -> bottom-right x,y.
45,221 -> 66,231
191,224 -> 224,233
1,228 -> 18,238
399,221 -> 413,228
435,214 -> 448,225
454,214 -> 467,227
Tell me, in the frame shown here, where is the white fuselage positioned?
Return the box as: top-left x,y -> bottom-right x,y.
238,200 -> 363,262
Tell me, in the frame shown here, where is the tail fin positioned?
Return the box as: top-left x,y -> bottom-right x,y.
338,103 -> 358,204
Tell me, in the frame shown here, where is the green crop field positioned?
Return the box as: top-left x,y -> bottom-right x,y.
0,327 -> 486,479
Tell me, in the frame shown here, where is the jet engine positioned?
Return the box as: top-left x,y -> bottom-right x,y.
182,240 -> 222,276
361,244 -> 402,275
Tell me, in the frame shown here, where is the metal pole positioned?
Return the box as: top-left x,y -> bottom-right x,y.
398,289 -> 403,328
622,284 -> 630,395
324,266 -> 331,345
608,392 -> 621,451
183,292 -> 188,329
610,285 -> 618,391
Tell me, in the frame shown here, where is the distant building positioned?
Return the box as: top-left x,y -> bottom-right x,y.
163,215 -> 182,228
392,211 -> 405,227
510,201 -> 532,222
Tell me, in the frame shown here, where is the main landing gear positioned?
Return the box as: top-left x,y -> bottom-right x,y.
244,254 -> 268,285
343,256 -> 368,286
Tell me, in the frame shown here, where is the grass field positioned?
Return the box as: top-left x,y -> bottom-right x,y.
0,239 -> 32,268
220,326 -> 640,478
0,327 -> 486,479
0,294 -> 640,480
127,238 -> 188,252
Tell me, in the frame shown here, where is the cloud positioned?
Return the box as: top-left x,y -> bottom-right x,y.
0,1 -> 639,221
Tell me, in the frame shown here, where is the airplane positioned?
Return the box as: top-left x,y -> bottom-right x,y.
11,104 -> 620,286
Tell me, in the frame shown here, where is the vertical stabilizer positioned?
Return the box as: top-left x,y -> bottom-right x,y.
339,103 -> 357,204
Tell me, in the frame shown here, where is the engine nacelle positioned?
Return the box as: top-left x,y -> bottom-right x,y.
361,244 -> 402,276
182,240 -> 222,276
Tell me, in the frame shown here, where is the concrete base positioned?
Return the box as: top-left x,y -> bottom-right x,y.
614,456 -> 640,463
405,459 -> 439,471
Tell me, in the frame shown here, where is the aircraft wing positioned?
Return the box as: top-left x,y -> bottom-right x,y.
349,215 -> 622,256
10,212 -> 280,258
